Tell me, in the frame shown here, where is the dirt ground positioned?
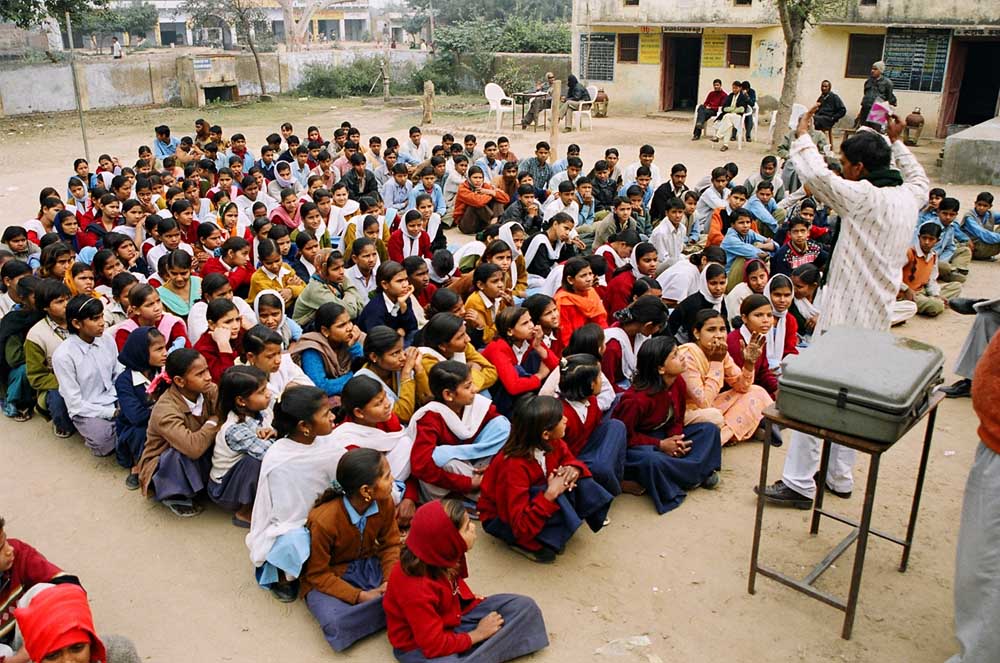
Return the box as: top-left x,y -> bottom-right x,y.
0,96 -> 993,662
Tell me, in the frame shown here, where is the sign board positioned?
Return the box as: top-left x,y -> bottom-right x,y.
701,33 -> 726,68
883,28 -> 950,93
954,27 -> 1000,37
663,27 -> 703,34
639,32 -> 661,64
193,58 -> 212,71
580,33 -> 616,81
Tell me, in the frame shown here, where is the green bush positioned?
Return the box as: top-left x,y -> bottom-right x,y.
491,62 -> 533,96
297,57 -> 384,97
407,57 -> 462,95
435,17 -> 569,56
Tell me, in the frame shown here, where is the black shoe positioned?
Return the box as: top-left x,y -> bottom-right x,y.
269,581 -> 299,603
825,484 -> 852,499
940,378 -> 972,398
754,480 -> 812,509
509,544 -> 556,564
125,473 -> 140,491
948,298 -> 986,315
701,471 -> 720,490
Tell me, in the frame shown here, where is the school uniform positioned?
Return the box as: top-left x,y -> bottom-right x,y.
383,501 -> 548,662
52,333 -> 121,456
248,263 -> 305,303
481,338 -> 560,417
771,239 -> 827,277
478,437 -> 612,553
961,208 -> 1000,260
137,384 -> 220,500
387,228 -> 432,263
114,328 -> 157,471
202,256 -> 255,299
612,379 -> 722,514
726,328 -> 779,398
410,395 -> 510,502
292,254 -> 315,284
114,315 -> 189,353
208,410 -> 273,511
157,279 -> 202,320
464,291 -> 504,344
415,346 -> 498,407
553,288 -> 607,348
290,331 -> 362,397
604,270 -> 637,323
901,243 -> 962,317
0,538 -> 73,650
303,495 -> 401,652
562,397 -> 627,495
194,329 -> 243,383
523,233 -> 574,290
345,265 -> 378,301
667,292 -> 729,343
357,292 -> 418,341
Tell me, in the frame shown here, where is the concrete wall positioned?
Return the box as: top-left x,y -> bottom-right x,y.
941,118 -> 1000,185
0,47 -> 430,116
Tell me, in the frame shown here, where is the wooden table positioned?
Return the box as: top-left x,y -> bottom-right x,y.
512,91 -> 549,131
748,392 -> 944,639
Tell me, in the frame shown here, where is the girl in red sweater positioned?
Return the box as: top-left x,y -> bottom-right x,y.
726,294 -> 778,398
524,293 -> 563,360
552,257 -> 607,350
558,353 -> 627,496
478,395 -> 613,563
604,242 -> 658,323
602,294 -> 669,390
382,499 -> 548,662
388,210 -> 433,263
481,306 -> 559,417
193,298 -> 244,383
409,361 -> 510,505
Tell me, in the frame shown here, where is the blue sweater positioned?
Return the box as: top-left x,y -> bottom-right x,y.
300,342 -> 363,396
721,227 -> 768,270
961,210 -> 1000,246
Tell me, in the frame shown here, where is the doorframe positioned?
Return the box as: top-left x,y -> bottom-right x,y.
660,34 -> 675,111
937,38 -> 967,138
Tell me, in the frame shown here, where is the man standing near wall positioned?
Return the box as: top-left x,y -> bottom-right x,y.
692,79 -> 727,140
854,61 -> 896,128
814,80 -> 847,133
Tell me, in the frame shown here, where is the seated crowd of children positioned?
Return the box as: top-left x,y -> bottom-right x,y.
2,116 -> 982,661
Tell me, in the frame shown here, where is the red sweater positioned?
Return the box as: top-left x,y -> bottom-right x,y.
201,256 -> 254,296
562,397 -> 601,457
604,271 -> 636,324
481,339 -> 560,398
601,337 -> 628,390
383,565 -> 481,658
726,329 -> 779,397
974,332 -> 1000,455
194,330 -> 242,383
388,229 -> 432,263
411,404 -> 501,495
415,282 -> 438,310
114,317 -> 189,352
613,380 -> 686,447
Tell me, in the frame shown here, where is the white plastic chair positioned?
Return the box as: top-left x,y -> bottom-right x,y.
746,104 -> 760,142
571,85 -> 599,131
484,83 -> 514,132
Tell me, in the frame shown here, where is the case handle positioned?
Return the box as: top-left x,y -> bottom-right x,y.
836,387 -> 849,409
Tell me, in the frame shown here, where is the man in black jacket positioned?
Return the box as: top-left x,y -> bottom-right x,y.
558,74 -> 591,132
814,80 -> 847,132
711,81 -> 751,151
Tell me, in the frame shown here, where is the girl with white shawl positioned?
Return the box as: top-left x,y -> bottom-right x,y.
523,213 -> 576,291
763,274 -> 797,375
247,385 -> 343,599
498,221 -> 528,298
409,360 -> 511,503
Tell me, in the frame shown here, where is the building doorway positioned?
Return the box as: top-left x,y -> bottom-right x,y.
938,38 -> 1000,136
660,34 -> 701,111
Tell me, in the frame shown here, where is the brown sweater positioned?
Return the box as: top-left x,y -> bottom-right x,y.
137,384 -> 219,495
974,332 -> 1000,455
301,495 -> 401,602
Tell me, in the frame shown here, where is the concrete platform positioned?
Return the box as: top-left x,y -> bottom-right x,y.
941,117 -> 1000,185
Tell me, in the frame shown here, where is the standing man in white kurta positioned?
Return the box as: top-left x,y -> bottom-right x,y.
757,105 -> 929,508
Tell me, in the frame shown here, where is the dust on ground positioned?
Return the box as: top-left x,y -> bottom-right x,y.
0,94 -> 991,662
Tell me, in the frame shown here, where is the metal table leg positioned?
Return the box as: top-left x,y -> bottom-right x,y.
748,429 -> 773,595
842,452 -> 881,640
811,438 -> 832,535
900,406 -> 937,572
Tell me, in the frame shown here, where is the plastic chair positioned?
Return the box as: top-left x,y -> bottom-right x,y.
746,104 -> 760,142
484,83 -> 514,132
571,85 -> 599,131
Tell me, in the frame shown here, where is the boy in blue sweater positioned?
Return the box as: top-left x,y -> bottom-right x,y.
961,192 -> 1000,261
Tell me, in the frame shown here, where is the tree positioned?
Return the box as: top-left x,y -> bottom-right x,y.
273,0 -> 357,51
404,0 -> 570,25
0,0 -> 104,29
118,1 -> 158,38
402,14 -> 426,46
183,0 -> 268,97
772,0 -> 846,150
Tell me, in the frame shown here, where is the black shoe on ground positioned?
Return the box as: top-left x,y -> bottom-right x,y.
948,297 -> 986,315
509,544 -> 556,564
754,480 -> 812,509
701,471 -> 721,490
940,378 -> 972,398
812,471 -> 852,499
269,581 -> 299,603
125,473 -> 140,491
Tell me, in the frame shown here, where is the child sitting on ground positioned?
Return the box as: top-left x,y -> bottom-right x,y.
290,302 -> 363,399
899,222 -> 962,317
115,326 -> 167,491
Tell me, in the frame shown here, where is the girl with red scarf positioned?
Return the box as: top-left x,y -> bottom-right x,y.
552,257 -> 607,349
382,499 -> 549,662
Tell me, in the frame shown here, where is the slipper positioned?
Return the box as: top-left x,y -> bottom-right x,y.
231,515 -> 251,529
53,424 -> 73,439
11,409 -> 31,423
162,499 -> 202,518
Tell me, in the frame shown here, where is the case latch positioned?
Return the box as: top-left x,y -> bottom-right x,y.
836,387 -> 849,409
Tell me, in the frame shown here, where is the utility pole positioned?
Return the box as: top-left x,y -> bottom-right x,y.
428,0 -> 435,44
66,11 -> 90,162
548,79 -> 561,157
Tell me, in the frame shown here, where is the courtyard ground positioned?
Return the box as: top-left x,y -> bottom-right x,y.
0,95 -> 992,662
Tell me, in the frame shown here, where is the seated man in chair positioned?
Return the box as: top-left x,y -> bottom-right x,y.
692,78 -> 727,140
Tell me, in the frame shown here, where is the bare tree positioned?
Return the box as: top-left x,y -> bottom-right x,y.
275,0 -> 355,51
183,0 -> 269,96
772,0 -> 846,150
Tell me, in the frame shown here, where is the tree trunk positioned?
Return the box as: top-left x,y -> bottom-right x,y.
278,2 -> 302,50
246,32 -> 267,97
773,1 -> 806,151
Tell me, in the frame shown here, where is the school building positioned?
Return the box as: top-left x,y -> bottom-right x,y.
571,0 -> 1000,138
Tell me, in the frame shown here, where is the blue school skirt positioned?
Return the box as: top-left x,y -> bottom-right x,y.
575,419 -> 627,496
152,448 -> 212,501
484,479 -> 612,554
306,557 -> 387,652
624,422 -> 722,515
393,593 -> 548,663
256,526 -> 311,588
207,455 -> 262,512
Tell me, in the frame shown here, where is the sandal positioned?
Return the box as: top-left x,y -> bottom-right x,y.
508,544 -> 556,564
12,409 -> 31,423
53,424 -> 73,439
231,515 -> 251,529
162,499 -> 202,518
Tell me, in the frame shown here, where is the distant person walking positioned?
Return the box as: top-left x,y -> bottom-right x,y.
111,36 -> 123,59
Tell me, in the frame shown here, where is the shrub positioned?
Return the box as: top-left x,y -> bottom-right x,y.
297,57 -> 384,97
